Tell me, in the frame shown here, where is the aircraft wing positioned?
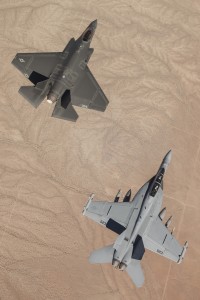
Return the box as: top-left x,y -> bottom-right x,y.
12,52 -> 62,84
71,66 -> 109,112
143,216 -> 188,263
83,194 -> 133,234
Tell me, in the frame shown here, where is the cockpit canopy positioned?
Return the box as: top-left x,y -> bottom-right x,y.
82,29 -> 93,42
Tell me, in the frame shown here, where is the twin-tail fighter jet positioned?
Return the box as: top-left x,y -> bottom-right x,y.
83,150 -> 188,287
12,20 -> 109,121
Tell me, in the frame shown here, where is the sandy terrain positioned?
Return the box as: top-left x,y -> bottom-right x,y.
0,0 -> 200,299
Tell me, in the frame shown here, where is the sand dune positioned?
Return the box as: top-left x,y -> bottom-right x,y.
0,0 -> 200,299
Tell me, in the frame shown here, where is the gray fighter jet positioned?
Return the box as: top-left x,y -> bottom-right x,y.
12,20 -> 109,121
83,150 -> 188,287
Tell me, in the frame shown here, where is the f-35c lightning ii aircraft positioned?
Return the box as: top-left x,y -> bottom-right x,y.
83,150 -> 188,287
12,20 -> 109,121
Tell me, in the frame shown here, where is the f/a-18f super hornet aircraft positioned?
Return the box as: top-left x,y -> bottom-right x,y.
83,150 -> 188,287
12,20 -> 109,121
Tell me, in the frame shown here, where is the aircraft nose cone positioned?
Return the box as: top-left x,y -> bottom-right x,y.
91,19 -> 97,28
163,150 -> 172,165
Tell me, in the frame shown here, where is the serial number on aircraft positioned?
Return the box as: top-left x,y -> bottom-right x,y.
100,220 -> 107,226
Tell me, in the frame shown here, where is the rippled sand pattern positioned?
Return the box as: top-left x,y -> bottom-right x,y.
0,0 -> 200,299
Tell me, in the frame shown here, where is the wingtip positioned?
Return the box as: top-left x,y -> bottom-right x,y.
82,193 -> 94,215
11,54 -> 18,64
177,241 -> 188,264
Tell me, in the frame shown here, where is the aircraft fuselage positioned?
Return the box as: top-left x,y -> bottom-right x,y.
113,152 -> 171,269
46,21 -> 96,103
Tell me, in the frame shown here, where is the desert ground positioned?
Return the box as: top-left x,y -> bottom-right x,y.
0,0 -> 200,299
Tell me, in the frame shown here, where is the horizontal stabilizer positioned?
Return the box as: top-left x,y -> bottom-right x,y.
19,85 -> 46,108
52,101 -> 79,122
89,244 -> 114,264
126,259 -> 145,288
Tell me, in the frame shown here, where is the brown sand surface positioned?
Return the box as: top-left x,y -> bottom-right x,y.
0,0 -> 200,299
